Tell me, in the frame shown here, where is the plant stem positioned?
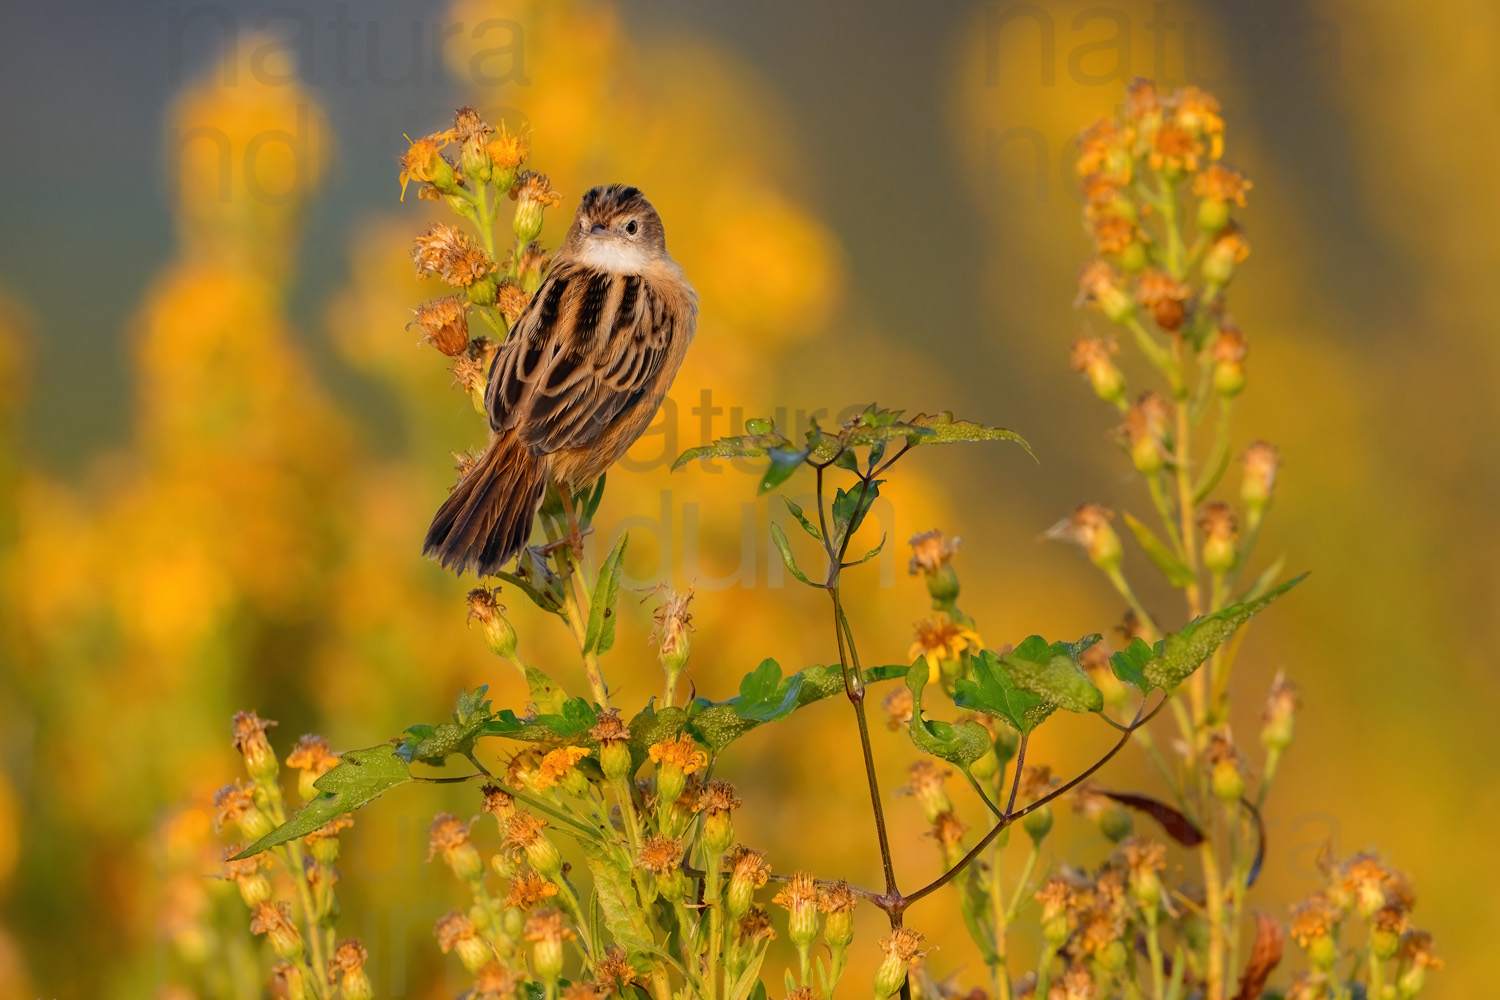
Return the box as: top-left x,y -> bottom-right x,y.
1200,840 -> 1227,1000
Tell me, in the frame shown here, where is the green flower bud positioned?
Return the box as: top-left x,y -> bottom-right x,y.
1099,804 -> 1134,843
467,589 -> 517,658
1197,197 -> 1231,233
874,929 -> 925,999
1212,759 -> 1245,802
1023,802 -> 1054,843
1117,240 -> 1149,273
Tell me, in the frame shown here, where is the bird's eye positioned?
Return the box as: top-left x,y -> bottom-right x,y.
624,219 -> 639,236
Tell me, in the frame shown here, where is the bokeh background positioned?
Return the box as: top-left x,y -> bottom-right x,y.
1,0 -> 1496,997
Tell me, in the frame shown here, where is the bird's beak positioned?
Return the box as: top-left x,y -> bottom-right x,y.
590,224 -> 609,237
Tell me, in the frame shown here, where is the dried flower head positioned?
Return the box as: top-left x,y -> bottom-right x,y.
524,907 -> 575,945
269,961 -> 304,1000
451,355 -> 488,396
649,587 -> 695,663
879,926 -> 929,967
908,529 -> 961,576
1289,893 -> 1340,947
737,905 -> 777,944
426,813 -> 473,860
1194,164 -> 1251,206
1036,876 -> 1077,922
212,782 -> 258,832
474,962 -> 522,1000
231,710 -> 277,758
639,834 -> 685,875
504,870 -> 558,911
560,983 -> 601,1000
412,295 -> 470,356
1044,503 -> 1123,569
1198,502 -> 1238,544
1136,270 -> 1192,331
1091,213 -> 1138,256
696,779 -> 742,817
883,685 -> 914,730
1077,259 -> 1133,322
727,845 -> 771,889
930,810 -> 968,851
818,881 -> 859,915
1398,929 -> 1442,970
1124,78 -> 1161,121
1150,123 -> 1204,175
1019,765 -> 1060,803
589,710 -> 631,745
772,871 -> 819,911
1242,441 -> 1279,512
1077,117 -> 1131,180
328,938 -> 368,978
250,900 -> 303,959
495,278 -> 532,325
450,105 -> 493,160
1175,86 -> 1225,156
481,783 -> 515,819
594,947 -> 638,992
503,811 -> 548,851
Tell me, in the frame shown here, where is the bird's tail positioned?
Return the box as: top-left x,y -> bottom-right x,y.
424,433 -> 546,576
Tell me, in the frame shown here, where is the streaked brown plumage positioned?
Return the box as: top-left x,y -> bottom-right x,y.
425,185 -> 697,575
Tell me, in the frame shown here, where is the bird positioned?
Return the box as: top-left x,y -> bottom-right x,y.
424,184 -> 697,576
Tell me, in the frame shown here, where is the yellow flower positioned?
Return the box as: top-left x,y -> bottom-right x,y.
533,746 -> 590,790
908,614 -> 982,683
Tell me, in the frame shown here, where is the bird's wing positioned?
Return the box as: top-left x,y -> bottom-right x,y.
486,268 -> 679,454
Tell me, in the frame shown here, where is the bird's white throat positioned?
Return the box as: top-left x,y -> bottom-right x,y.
575,237 -> 651,275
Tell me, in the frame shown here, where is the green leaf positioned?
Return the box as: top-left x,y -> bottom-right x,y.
1109,638 -> 1155,695
1144,574 -> 1306,691
524,666 -> 567,715
672,420 -> 790,470
480,697 -> 599,744
396,686 -> 495,763
904,662 -> 991,766
686,662 -> 908,752
769,522 -> 818,587
1110,574 -> 1306,695
783,497 -> 823,541
1122,511 -> 1195,588
832,479 -> 882,544
731,658 -> 805,723
845,533 -> 886,567
759,446 -> 809,494
579,839 -> 655,955
904,412 -> 1035,460
998,635 -> 1104,713
953,649 -> 1055,734
584,532 -> 629,656
832,450 -> 860,473
231,745 -> 411,859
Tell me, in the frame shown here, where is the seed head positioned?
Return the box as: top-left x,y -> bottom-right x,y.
593,947 -> 638,993
639,834 -> 686,875
231,711 -> 279,782
412,296 -> 470,356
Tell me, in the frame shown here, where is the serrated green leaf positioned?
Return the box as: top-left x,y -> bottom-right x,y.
904,662 -> 991,766
732,658 -> 806,723
685,662 -> 908,751
396,686 -> 495,763
1109,638 -> 1155,695
1144,574 -> 1306,691
524,666 -> 567,715
579,839 -> 655,955
954,649 -> 1055,733
584,532 -> 629,655
769,522 -> 818,587
904,412 -> 1035,460
999,635 -> 1104,713
782,497 -> 822,541
480,697 -> 599,744
759,446 -> 809,494
672,422 -> 789,470
232,745 -> 411,859
1122,511 -> 1195,588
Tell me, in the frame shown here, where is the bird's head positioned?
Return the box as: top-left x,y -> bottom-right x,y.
567,184 -> 667,273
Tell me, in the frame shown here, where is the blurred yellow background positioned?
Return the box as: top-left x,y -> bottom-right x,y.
1,1 -> 1496,998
